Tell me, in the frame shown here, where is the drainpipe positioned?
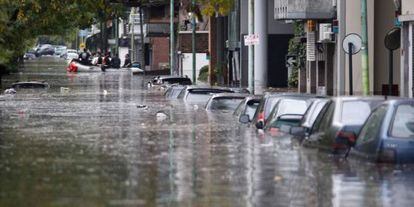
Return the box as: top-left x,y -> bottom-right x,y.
170,0 -> 175,75
361,0 -> 370,95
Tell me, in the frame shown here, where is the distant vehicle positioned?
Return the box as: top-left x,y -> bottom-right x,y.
148,76 -> 192,88
23,50 -> 36,60
264,96 -> 316,130
177,86 -> 235,105
164,85 -> 186,99
35,44 -> 55,57
130,62 -> 144,74
11,81 -> 49,89
54,46 -> 67,57
349,99 -> 414,163
205,93 -> 250,111
302,96 -> 386,155
251,93 -> 323,129
65,49 -> 79,60
234,96 -> 261,123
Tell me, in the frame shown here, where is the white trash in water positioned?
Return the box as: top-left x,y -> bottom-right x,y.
156,111 -> 168,122
4,88 -> 16,94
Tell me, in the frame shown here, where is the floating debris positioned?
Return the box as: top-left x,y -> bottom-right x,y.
4,88 -> 16,94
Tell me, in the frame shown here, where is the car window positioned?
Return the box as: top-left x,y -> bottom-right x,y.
233,100 -> 246,116
245,101 -> 260,121
302,101 -> 328,128
209,98 -> 245,111
313,101 -> 335,133
177,89 -> 187,99
357,105 -> 388,144
264,97 -> 280,120
391,104 -> 414,138
341,101 -> 372,125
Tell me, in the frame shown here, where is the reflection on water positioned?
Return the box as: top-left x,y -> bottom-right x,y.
1,57 -> 414,206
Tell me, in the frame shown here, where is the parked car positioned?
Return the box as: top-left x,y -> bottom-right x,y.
251,93 -> 322,129
130,62 -> 144,74
148,76 -> 192,88
177,86 -> 235,105
288,98 -> 330,141
205,93 -> 250,111
164,85 -> 186,99
11,81 -> 49,89
348,99 -> 414,163
35,44 -> 55,57
264,96 -> 317,130
65,49 -> 79,60
54,45 -> 67,57
23,50 -> 36,60
302,96 -> 386,155
234,96 -> 261,123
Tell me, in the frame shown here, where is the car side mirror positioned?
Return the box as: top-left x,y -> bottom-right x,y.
255,121 -> 264,129
290,126 -> 306,137
239,114 -> 250,124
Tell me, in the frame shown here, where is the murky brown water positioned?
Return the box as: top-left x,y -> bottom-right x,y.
1,57 -> 414,207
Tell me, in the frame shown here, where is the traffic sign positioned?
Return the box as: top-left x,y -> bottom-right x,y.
244,34 -> 259,46
342,33 -> 362,54
285,55 -> 297,68
79,43 -> 86,49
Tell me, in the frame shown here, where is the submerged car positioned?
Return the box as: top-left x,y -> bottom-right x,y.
130,62 -> 144,74
302,96 -> 386,155
35,44 -> 55,57
148,76 -> 192,88
164,85 -> 186,99
11,81 -> 49,89
177,86 -> 235,105
349,99 -> 414,163
264,96 -> 317,130
235,96 -> 261,123
205,93 -> 250,111
251,93 -> 322,129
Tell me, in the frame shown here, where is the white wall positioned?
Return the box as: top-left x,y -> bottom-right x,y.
402,0 -> 414,15
182,53 -> 209,81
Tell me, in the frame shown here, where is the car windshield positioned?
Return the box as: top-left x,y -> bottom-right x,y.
276,99 -> 309,117
341,101 -> 373,125
209,97 -> 245,111
391,104 -> 414,138
163,78 -> 192,85
131,63 -> 141,68
186,92 -> 213,104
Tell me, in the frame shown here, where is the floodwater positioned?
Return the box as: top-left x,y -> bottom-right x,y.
0,57 -> 414,207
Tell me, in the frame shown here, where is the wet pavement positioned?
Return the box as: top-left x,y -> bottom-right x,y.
1,57 -> 414,207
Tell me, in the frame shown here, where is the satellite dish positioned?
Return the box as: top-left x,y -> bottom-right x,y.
384,27 -> 401,51
342,33 -> 362,55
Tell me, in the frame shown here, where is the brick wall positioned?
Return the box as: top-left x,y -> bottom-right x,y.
178,33 -> 209,53
151,37 -> 170,70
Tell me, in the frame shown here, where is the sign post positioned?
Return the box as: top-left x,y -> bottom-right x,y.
384,27 -> 401,96
342,33 -> 362,95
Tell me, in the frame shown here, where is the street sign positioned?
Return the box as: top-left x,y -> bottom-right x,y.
244,34 -> 259,46
79,43 -> 86,50
285,55 -> 297,68
342,33 -> 362,54
78,30 -> 89,37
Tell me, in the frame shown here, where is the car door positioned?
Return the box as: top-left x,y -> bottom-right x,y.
353,105 -> 388,160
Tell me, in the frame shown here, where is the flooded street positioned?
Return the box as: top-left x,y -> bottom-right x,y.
1,58 -> 414,207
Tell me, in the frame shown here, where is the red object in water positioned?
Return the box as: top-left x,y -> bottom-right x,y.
67,61 -> 78,72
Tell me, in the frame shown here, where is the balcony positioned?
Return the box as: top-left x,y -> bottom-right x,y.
274,0 -> 336,20
144,23 -> 170,37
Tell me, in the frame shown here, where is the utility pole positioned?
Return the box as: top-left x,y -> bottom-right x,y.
131,8 -> 135,62
170,0 -> 175,75
254,0 -> 267,94
192,0 -> 196,84
248,0 -> 254,94
337,0 -> 346,95
139,6 -> 145,69
361,0 -> 370,95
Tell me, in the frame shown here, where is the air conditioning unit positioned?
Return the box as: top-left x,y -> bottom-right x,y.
318,23 -> 334,42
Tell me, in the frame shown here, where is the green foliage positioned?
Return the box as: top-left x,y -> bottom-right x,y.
0,0 -> 125,70
288,22 -> 306,87
198,65 -> 209,82
197,0 -> 234,16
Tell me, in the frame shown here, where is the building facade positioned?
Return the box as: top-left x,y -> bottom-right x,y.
399,0 -> 414,98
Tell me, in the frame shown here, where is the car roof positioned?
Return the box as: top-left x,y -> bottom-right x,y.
333,96 -> 387,102
210,93 -> 250,99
